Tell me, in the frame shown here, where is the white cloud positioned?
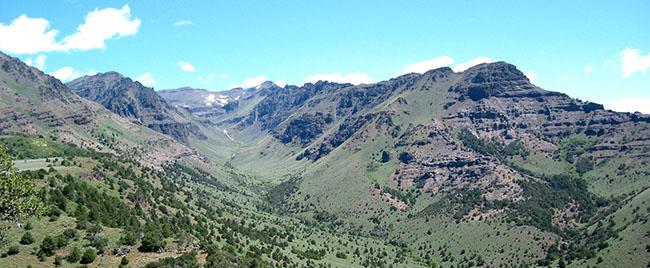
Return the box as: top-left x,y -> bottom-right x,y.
0,5 -> 140,54
621,48 -> 650,77
230,75 -> 267,88
607,98 -> 650,114
218,73 -> 229,79
584,65 -> 593,74
50,67 -> 80,81
401,56 -> 454,74
23,54 -> 47,70
0,15 -> 60,54
34,54 -> 47,69
61,5 -> 140,51
452,57 -> 493,72
524,71 -> 537,84
177,61 -> 196,72
136,72 -> 155,86
49,66 -> 90,81
173,20 -> 192,26
303,72 -> 372,85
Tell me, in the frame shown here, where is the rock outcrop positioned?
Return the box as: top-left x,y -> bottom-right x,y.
68,72 -> 206,143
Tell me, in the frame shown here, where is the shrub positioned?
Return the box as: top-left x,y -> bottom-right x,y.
20,232 -> 35,245
575,157 -> 593,175
139,229 -> 165,252
398,152 -> 414,164
380,151 -> 391,162
67,246 -> 81,263
39,236 -> 58,257
62,228 -> 78,240
121,256 -> 129,265
119,229 -> 139,246
96,238 -> 109,253
7,245 -> 20,255
80,248 -> 96,264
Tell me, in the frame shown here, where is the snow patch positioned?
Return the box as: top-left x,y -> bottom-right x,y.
223,129 -> 234,141
204,94 -> 230,107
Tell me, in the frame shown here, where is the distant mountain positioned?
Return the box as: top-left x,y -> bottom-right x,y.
159,81 -> 281,127
160,81 -> 280,109
158,81 -> 281,117
68,72 -> 206,143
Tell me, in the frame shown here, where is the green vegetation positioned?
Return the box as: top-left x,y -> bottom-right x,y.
458,128 -> 529,158
2,136 -> 428,267
0,145 -> 46,247
67,246 -> 81,263
6,245 -> 20,255
145,251 -> 200,267
19,232 -> 34,245
0,135 -> 95,159
511,173 -> 601,233
0,96 -> 647,268
80,248 -> 96,264
558,134 -> 593,163
266,175 -> 301,208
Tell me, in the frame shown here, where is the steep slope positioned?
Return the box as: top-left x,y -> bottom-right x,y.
0,52 -> 195,167
0,51 -> 435,268
210,62 -> 650,266
67,72 -> 206,143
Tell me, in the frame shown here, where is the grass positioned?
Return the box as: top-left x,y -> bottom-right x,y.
569,188 -> 650,267
584,156 -> 650,198
0,135 -> 90,160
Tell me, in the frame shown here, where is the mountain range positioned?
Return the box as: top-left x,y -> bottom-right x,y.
0,50 -> 648,267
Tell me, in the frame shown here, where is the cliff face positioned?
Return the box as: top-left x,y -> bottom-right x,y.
158,81 -> 281,123
67,72 -> 206,143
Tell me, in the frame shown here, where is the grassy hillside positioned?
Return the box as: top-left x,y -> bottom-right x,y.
0,137 -> 435,267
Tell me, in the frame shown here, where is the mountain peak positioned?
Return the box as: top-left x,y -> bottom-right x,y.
96,71 -> 124,79
452,61 -> 537,101
424,66 -> 454,75
0,50 -> 73,98
67,72 -> 170,117
258,81 -> 277,88
462,61 -> 529,83
66,72 -> 206,143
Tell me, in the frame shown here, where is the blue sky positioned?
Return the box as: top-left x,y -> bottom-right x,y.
1,0 -> 649,112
